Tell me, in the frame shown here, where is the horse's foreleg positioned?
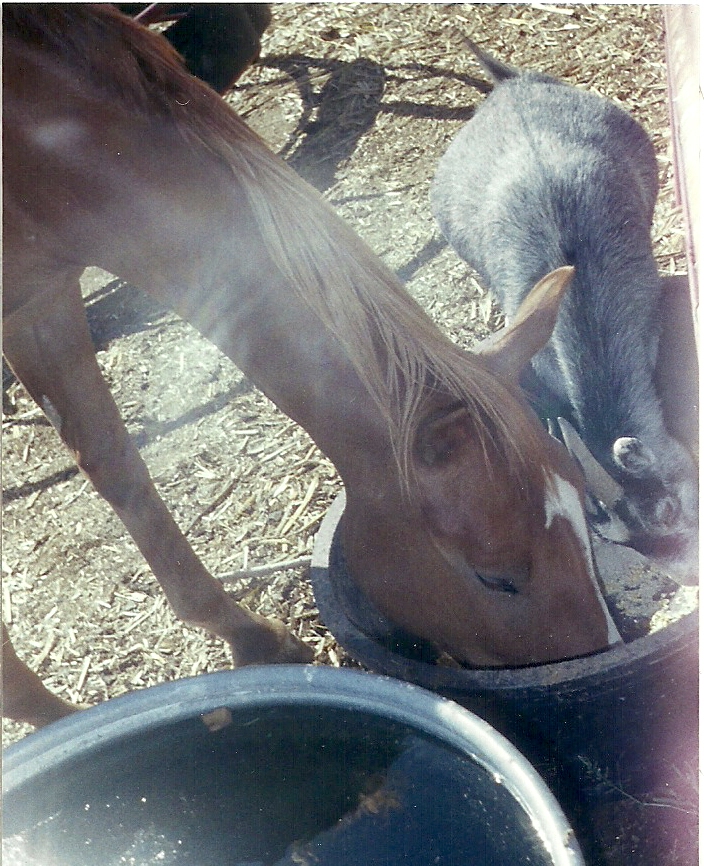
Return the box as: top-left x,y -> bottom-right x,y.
4,274 -> 312,679
2,622 -> 80,727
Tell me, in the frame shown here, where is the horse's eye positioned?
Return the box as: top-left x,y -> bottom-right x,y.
476,572 -> 519,594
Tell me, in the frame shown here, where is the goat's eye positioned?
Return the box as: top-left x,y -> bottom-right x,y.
476,572 -> 519,594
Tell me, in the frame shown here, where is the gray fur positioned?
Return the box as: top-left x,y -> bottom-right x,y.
431,43 -> 698,577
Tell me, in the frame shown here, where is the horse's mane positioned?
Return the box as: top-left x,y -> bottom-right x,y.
5,5 -> 548,485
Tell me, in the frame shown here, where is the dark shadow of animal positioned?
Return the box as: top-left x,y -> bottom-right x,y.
243,53 -> 482,194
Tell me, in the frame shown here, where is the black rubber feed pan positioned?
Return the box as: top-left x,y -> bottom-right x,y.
310,493 -> 698,807
3,666 -> 584,866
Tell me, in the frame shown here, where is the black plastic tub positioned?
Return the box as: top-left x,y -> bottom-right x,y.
310,493 -> 698,812
3,665 -> 585,866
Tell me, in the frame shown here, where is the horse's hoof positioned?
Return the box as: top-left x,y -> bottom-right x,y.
231,620 -> 314,667
31,699 -> 87,729
275,632 -> 316,665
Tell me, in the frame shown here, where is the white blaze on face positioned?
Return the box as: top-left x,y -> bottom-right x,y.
543,470 -> 622,645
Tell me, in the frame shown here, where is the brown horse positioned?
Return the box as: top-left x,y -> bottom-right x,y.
2,6 -> 619,728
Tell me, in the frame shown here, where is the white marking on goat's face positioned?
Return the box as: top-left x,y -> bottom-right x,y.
41,396 -> 63,434
543,470 -> 622,646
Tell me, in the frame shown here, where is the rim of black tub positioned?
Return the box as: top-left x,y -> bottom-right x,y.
310,491 -> 698,698
3,665 -> 585,866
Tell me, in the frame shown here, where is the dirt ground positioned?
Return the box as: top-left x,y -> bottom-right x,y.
2,4 -> 697,865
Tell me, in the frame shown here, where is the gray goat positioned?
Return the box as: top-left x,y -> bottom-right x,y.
431,42 -> 698,580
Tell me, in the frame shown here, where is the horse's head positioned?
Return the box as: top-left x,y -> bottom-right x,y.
411,399 -> 619,665
343,269 -> 621,666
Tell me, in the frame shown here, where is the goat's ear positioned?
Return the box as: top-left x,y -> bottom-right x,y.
476,266 -> 573,382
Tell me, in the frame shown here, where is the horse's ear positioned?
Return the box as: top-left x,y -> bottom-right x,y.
417,407 -> 474,468
415,406 -> 480,536
476,266 -> 574,382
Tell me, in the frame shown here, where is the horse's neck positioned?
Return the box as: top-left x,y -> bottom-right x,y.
67,126 -> 397,481
191,263 -> 396,478
6,35 -> 423,485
